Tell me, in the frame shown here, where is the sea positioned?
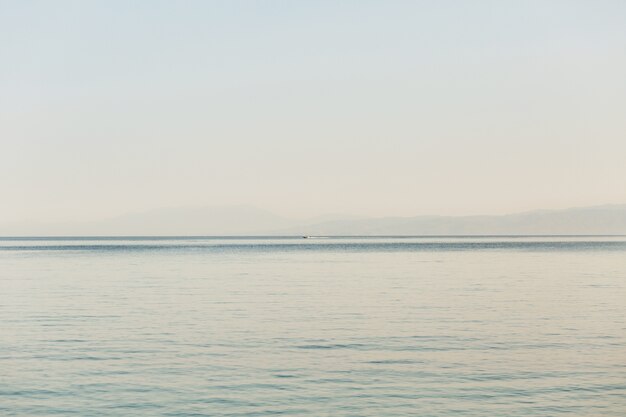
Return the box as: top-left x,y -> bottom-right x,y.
1,236 -> 625,416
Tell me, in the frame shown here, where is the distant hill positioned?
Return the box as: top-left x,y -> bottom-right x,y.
1,204 -> 625,236
277,205 -> 626,236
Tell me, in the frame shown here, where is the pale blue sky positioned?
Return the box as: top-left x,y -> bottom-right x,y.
1,0 -> 625,223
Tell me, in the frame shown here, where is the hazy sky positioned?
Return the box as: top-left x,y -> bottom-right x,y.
2,0 -> 625,223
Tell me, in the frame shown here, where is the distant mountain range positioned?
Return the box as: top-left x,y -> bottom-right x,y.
2,204 -> 626,236
278,204 -> 626,236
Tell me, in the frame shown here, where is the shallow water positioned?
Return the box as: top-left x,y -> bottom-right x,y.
1,236 -> 625,416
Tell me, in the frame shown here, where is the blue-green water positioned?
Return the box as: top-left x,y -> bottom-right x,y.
1,236 -> 625,416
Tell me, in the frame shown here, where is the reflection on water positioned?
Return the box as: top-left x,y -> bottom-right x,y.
1,237 -> 625,416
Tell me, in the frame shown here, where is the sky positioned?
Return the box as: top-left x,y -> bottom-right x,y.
1,0 -> 626,224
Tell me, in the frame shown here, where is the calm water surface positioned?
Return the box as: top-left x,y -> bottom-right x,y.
1,236 -> 625,416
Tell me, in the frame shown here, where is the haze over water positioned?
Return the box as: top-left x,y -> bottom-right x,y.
2,236 -> 625,416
